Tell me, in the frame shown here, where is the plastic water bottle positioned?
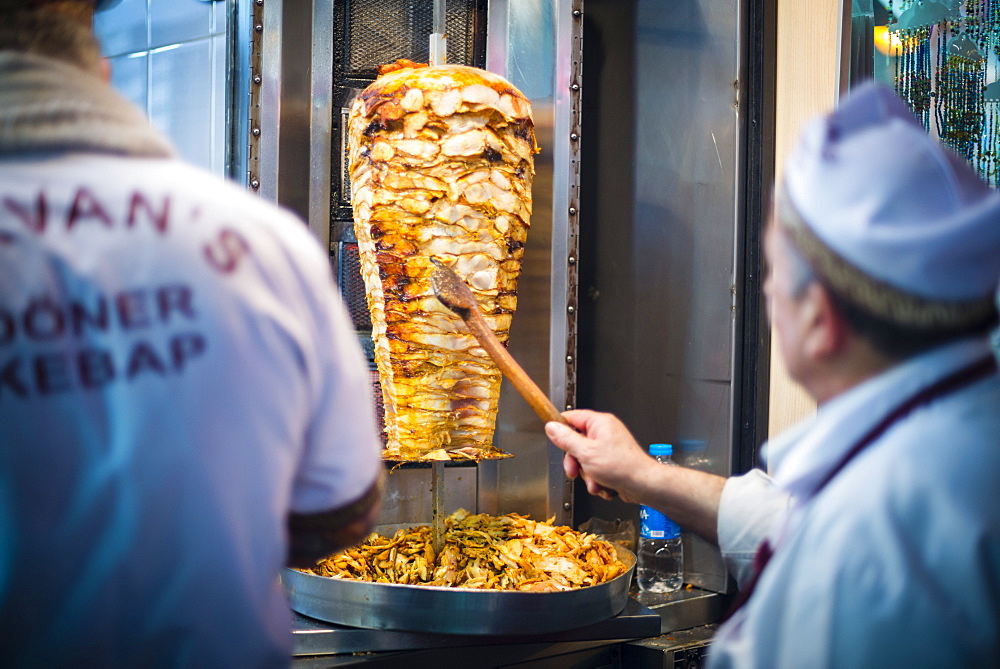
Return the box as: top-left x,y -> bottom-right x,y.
637,443 -> 684,593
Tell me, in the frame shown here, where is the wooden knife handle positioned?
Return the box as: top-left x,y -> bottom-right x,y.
462,306 -> 618,499
464,307 -> 567,425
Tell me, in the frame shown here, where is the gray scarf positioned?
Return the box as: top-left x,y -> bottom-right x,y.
0,50 -> 175,159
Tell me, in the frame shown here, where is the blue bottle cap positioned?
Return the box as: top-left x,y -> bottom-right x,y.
649,443 -> 673,457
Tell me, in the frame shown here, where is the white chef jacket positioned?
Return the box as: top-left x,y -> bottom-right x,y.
710,337 -> 1000,668
0,153 -> 382,667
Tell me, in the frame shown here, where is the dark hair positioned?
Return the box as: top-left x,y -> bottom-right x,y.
825,284 -> 999,361
0,8 -> 102,73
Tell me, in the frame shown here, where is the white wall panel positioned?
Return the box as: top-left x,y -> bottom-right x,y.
95,0 -> 229,177
149,41 -> 213,169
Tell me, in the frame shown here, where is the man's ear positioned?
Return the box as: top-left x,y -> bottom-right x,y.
799,283 -> 847,360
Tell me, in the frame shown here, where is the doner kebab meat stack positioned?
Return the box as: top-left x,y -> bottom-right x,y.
348,60 -> 538,462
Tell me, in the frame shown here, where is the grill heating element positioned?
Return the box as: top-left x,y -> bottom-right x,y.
336,242 -> 370,331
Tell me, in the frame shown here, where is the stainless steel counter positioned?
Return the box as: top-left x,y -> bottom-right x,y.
289,588 -> 724,663
633,587 -> 729,634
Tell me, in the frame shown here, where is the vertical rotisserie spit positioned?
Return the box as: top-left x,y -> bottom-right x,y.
347,60 -> 537,462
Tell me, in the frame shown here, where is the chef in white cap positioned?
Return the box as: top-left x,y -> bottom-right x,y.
547,82 -> 1000,666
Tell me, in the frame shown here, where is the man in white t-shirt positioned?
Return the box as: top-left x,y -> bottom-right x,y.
0,2 -> 382,666
547,83 -> 1000,665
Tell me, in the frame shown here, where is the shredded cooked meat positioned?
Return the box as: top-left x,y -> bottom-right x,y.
348,60 -> 539,462
303,510 -> 628,592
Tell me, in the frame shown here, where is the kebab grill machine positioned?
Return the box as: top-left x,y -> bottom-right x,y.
246,0 -> 735,663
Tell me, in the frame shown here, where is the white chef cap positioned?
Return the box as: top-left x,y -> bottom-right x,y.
778,82 -> 1000,330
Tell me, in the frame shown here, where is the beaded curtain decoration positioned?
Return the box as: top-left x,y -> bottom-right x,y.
937,31 -> 985,162
888,0 -> 998,185
895,24 -> 933,128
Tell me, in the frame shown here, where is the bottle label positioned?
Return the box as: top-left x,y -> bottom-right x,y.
639,505 -> 680,540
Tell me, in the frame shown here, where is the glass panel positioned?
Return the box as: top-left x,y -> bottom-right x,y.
97,1 -> 231,179
149,0 -> 213,49
212,0 -> 227,34
94,0 -> 148,57
212,33 -> 227,176
848,0 -> 875,84
107,53 -> 148,112
149,40 -> 214,170
504,0 -> 554,100
633,0 -> 738,382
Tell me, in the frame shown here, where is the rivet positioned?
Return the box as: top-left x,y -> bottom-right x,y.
572,9 -> 582,17
568,256 -> 577,264
252,127 -> 261,137
567,305 -> 575,314
568,207 -> 577,215
250,179 -> 260,190
253,74 -> 262,85
566,355 -> 574,363
565,404 -> 573,410
563,502 -> 572,510
570,83 -> 580,91
570,132 -> 579,141
254,24 -> 263,33
255,0 -> 263,5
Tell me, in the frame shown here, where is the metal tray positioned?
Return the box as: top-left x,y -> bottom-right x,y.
282,541 -> 636,635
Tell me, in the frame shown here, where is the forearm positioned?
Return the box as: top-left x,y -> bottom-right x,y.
630,462 -> 727,546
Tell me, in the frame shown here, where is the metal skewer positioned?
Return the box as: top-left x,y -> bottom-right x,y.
429,0 -> 448,555
431,460 -> 445,554
429,0 -> 447,67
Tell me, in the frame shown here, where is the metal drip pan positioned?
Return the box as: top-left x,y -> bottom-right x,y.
282,543 -> 636,635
